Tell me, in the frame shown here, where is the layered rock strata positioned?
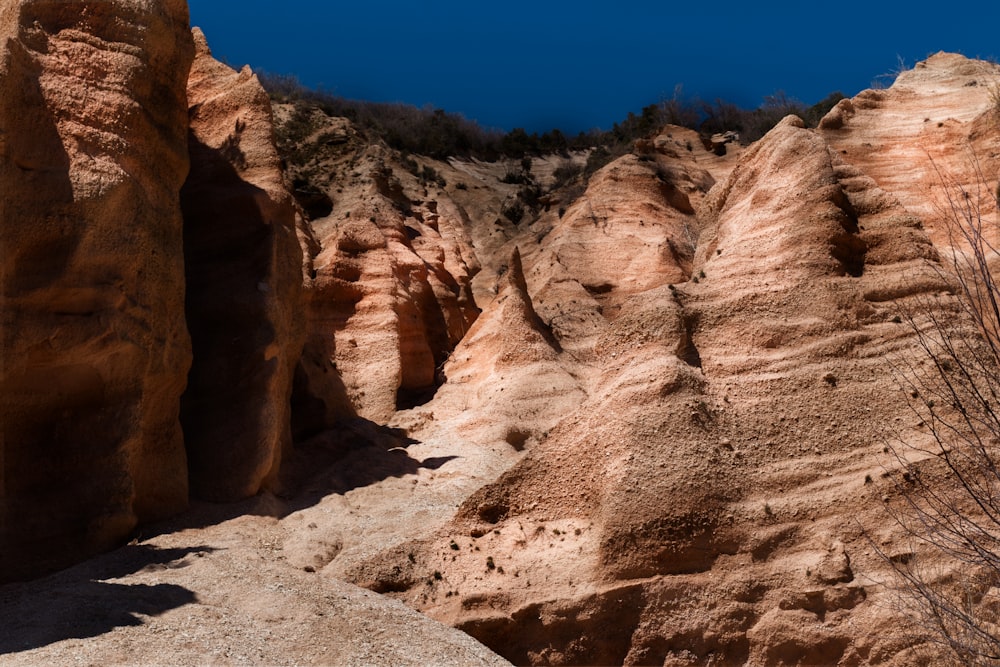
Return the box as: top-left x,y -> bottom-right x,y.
349,65 -> 994,662
273,112 -> 483,422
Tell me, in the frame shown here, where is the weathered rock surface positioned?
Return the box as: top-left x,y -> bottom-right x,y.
0,496 -> 511,667
820,51 -> 1000,248
5,36 -> 1000,666
518,129 -> 727,360
180,29 -> 305,501
399,246 -> 586,451
0,0 -> 195,580
273,106 -> 483,422
345,58 -> 998,665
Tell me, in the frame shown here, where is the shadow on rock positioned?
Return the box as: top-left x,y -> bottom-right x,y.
0,545 -> 210,654
133,417 -> 456,540
282,418 -> 457,504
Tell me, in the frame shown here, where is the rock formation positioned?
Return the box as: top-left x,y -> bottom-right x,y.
341,56 -> 1000,665
3,17 -> 1000,664
273,107 -> 483,423
406,246 -> 586,450
0,5 -> 313,580
820,52 -> 1000,249
0,0 -> 195,580
180,29 -> 305,501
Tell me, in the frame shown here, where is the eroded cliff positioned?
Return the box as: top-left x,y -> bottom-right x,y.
180,29 -> 305,501
3,13 -> 1000,664
0,0 -> 195,579
338,56 -> 1000,666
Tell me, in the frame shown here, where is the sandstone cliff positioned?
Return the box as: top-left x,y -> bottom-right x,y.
0,6 -> 313,579
820,52 -> 1000,249
339,56 -> 1000,665
273,104 -> 486,423
180,29 -> 305,501
0,8 -> 511,664
0,0 -> 195,580
4,17 -> 1000,664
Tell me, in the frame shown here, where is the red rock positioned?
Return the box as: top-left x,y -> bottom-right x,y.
291,141 -> 481,422
821,52 -> 1000,248
351,102 -> 976,664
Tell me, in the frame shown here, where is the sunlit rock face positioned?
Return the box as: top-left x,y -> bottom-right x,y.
283,135 -> 482,424
341,55 -> 1000,663
5,25 -> 1000,666
0,0 -> 195,580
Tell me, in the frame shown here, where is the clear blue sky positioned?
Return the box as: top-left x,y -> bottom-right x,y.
188,1 -> 1000,134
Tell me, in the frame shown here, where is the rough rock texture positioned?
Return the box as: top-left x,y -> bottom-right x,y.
518,129 -> 728,361
0,0 -> 195,581
0,496 -> 511,667
180,29 -> 305,501
820,52 -> 1000,248
273,105 -> 483,422
6,43 -> 1000,665
391,245 -> 587,455
344,60 -> 997,666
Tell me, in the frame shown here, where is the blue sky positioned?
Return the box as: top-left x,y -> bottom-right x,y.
188,1 -> 1000,134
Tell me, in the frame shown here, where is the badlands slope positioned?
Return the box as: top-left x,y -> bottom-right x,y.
330,53 -> 1000,665
2,13 -> 999,664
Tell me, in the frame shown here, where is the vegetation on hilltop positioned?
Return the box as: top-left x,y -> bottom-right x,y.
259,73 -> 844,163
264,74 -> 847,230
261,73 -> 588,161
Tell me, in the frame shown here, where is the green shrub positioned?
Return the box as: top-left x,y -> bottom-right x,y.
262,72 -> 846,170
500,168 -> 531,184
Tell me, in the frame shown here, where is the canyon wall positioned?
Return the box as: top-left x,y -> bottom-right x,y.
341,55 -> 1000,665
0,0 -> 195,580
0,0 -> 490,583
3,10 -> 1000,663
0,3 -> 313,580
271,105 -> 484,424
180,29 -> 305,501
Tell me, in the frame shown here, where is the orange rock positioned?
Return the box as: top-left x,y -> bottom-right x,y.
0,0 -> 194,581
179,29 -> 306,501
352,79 -> 989,663
295,141 -> 481,422
821,52 -> 1000,249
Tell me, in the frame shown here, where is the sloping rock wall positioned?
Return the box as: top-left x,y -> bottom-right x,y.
0,0 -> 195,580
180,29 -> 305,501
277,127 -> 482,422
347,84 -> 989,662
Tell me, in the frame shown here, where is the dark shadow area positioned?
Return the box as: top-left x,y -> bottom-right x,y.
180,133 -> 286,500
132,417 -> 457,541
458,583 -> 646,667
290,352 -> 357,440
680,314 -> 703,369
291,177 -> 333,219
0,37 -> 156,585
280,418 -> 458,508
0,544 -> 210,654
504,428 -> 531,452
830,231 -> 867,278
395,383 -> 441,411
829,188 -> 867,278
